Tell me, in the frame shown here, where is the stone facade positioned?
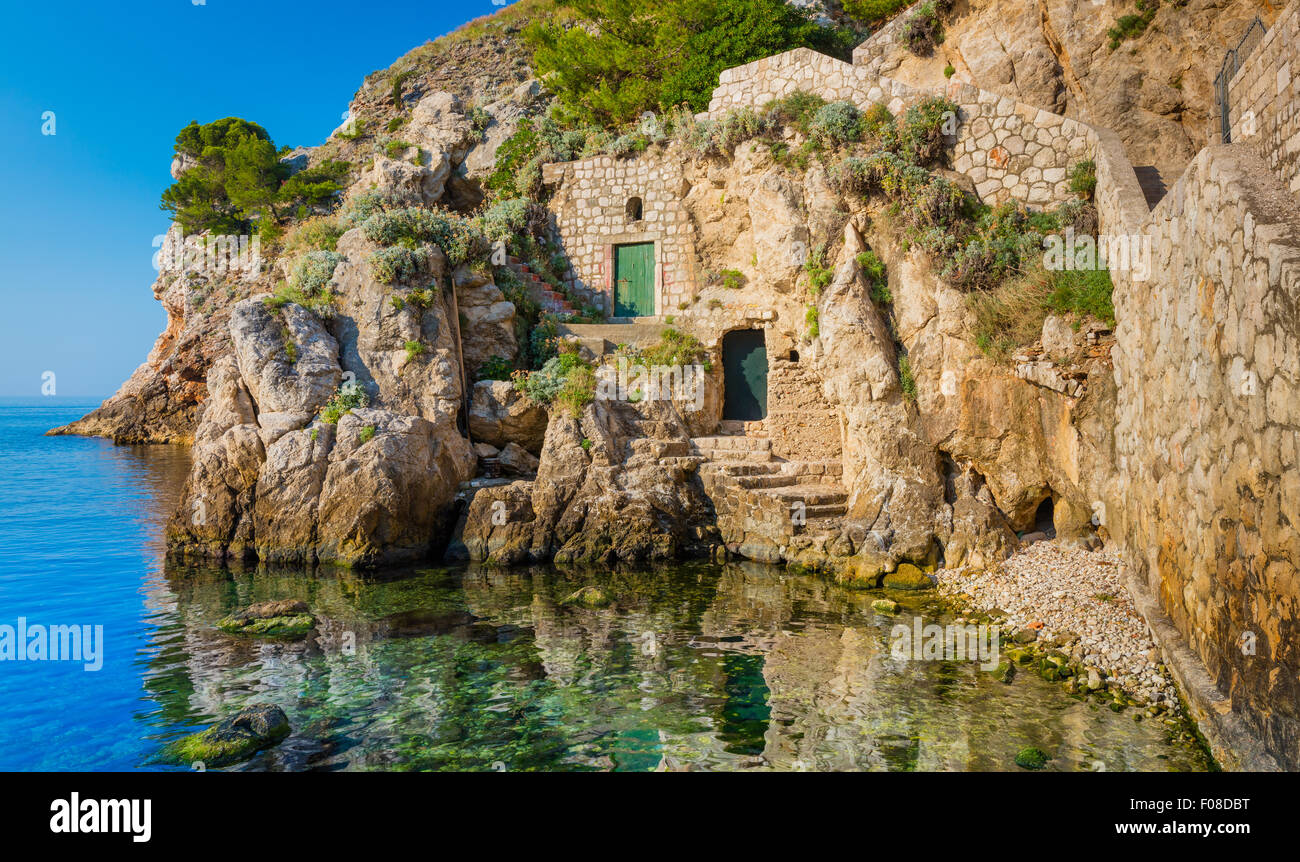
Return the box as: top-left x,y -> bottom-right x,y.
542,156 -> 698,314
1227,1 -> 1300,198
1109,144 -> 1300,769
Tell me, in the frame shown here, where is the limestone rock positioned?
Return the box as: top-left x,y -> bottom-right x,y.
468,380 -> 548,453
499,441 -> 540,477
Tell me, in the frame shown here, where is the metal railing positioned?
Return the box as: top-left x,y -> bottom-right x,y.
1214,17 -> 1268,143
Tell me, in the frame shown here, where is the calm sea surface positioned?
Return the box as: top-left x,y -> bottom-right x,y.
0,398 -> 1212,771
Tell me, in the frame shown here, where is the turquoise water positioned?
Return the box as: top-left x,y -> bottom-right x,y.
0,399 -> 1211,771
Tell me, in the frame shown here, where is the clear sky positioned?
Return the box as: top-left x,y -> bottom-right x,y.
0,0 -> 511,397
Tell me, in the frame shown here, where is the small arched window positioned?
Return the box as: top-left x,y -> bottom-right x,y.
626,196 -> 643,222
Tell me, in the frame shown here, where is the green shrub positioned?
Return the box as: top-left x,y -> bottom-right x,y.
943,63 -> 956,78
1107,1 -> 1159,50
898,354 -> 917,400
369,245 -> 434,284
359,425 -> 376,444
362,207 -> 489,267
478,355 -> 514,381
284,215 -> 344,254
842,0 -> 912,26
1069,159 -> 1097,199
290,250 -> 343,295
765,91 -> 828,137
514,347 -> 596,415
803,244 -> 835,294
319,381 -> 368,424
857,250 -> 891,303
899,96 -> 957,166
900,2 -> 942,55
805,304 -> 820,338
384,139 -> 415,159
526,0 -> 852,126
640,328 -> 712,369
720,268 -> 746,289
404,340 -> 426,362
809,100 -> 863,147
386,117 -> 407,133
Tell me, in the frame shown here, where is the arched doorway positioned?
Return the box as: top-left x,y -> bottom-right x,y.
722,329 -> 767,421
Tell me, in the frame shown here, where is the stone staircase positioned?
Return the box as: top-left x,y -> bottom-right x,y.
691,425 -> 850,558
505,256 -> 577,316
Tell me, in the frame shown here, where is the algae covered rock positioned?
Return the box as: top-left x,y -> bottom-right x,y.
871,598 -> 899,614
163,704 -> 290,767
217,599 -> 315,638
1014,746 -> 1049,770
882,564 -> 934,591
561,585 -> 611,609
989,660 -> 1016,683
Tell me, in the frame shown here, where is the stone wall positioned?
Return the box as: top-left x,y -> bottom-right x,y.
850,1 -> 922,73
1109,143 -> 1300,770
707,48 -> 1093,206
766,352 -> 842,461
542,156 -> 698,314
1227,1 -> 1300,198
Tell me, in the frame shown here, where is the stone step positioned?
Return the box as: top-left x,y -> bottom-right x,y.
696,448 -> 776,463
804,504 -> 848,519
767,484 -> 848,506
690,435 -> 772,452
705,462 -> 783,476
736,474 -> 799,490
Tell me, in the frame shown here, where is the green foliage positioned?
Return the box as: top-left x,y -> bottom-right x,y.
284,215 -> 345,254
362,207 -> 489,267
841,0 -> 912,26
900,1 -> 943,55
1069,159 -> 1098,199
386,116 -> 407,133
808,100 -> 863,147
526,0 -> 852,126
857,249 -> 891,303
359,425 -> 376,444
404,340 -> 426,362
805,304 -> 820,338
384,139 -> 415,158
513,346 -> 596,415
369,245 -> 435,284
478,355 -> 514,381
640,328 -> 712,369
338,118 -> 367,141
898,354 -> 917,400
160,117 -> 347,235
1107,1 -> 1159,50
290,250 -> 343,295
390,70 -> 414,108
1045,267 -> 1115,324
943,63 -> 956,78
719,268 -> 746,289
803,244 -> 835,294
899,96 -> 957,165
319,381 -> 369,424
968,265 -> 1114,362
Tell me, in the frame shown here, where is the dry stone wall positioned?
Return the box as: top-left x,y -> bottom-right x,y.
1227,1 -> 1300,198
708,48 -> 1093,207
1109,144 -> 1300,770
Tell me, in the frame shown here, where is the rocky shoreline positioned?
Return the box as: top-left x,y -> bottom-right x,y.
935,541 -> 1188,722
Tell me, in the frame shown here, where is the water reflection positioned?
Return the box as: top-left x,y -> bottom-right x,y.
143,559 -> 1211,772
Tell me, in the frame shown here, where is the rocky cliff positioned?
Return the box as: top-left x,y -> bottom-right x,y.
860,0 -> 1278,181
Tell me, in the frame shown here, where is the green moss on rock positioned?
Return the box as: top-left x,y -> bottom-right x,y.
1014,746 -> 1049,770
561,585 -> 611,608
216,599 -> 315,639
162,704 -> 290,767
882,563 -> 934,591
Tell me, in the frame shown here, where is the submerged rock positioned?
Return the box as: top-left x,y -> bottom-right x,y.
163,704 -> 290,767
561,585 -> 611,609
871,598 -> 899,614
217,599 -> 315,638
1014,746 -> 1049,770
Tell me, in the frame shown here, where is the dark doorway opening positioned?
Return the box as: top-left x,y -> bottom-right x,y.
722,329 -> 767,421
1033,497 -> 1056,537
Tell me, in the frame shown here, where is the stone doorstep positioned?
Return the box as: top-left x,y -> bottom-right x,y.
690,435 -> 772,451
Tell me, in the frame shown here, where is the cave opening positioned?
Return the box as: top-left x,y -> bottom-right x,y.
1033,497 -> 1056,537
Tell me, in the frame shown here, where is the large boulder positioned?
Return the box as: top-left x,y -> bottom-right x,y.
315,408 -> 474,566
229,298 -> 341,416
453,265 -> 518,379
468,380 -> 548,453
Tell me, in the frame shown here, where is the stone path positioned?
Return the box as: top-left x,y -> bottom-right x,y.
505,255 -> 576,316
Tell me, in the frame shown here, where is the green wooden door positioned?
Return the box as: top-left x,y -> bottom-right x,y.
723,329 -> 767,420
614,243 -> 655,317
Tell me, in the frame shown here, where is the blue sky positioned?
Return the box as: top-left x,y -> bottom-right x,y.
0,0 -> 513,397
